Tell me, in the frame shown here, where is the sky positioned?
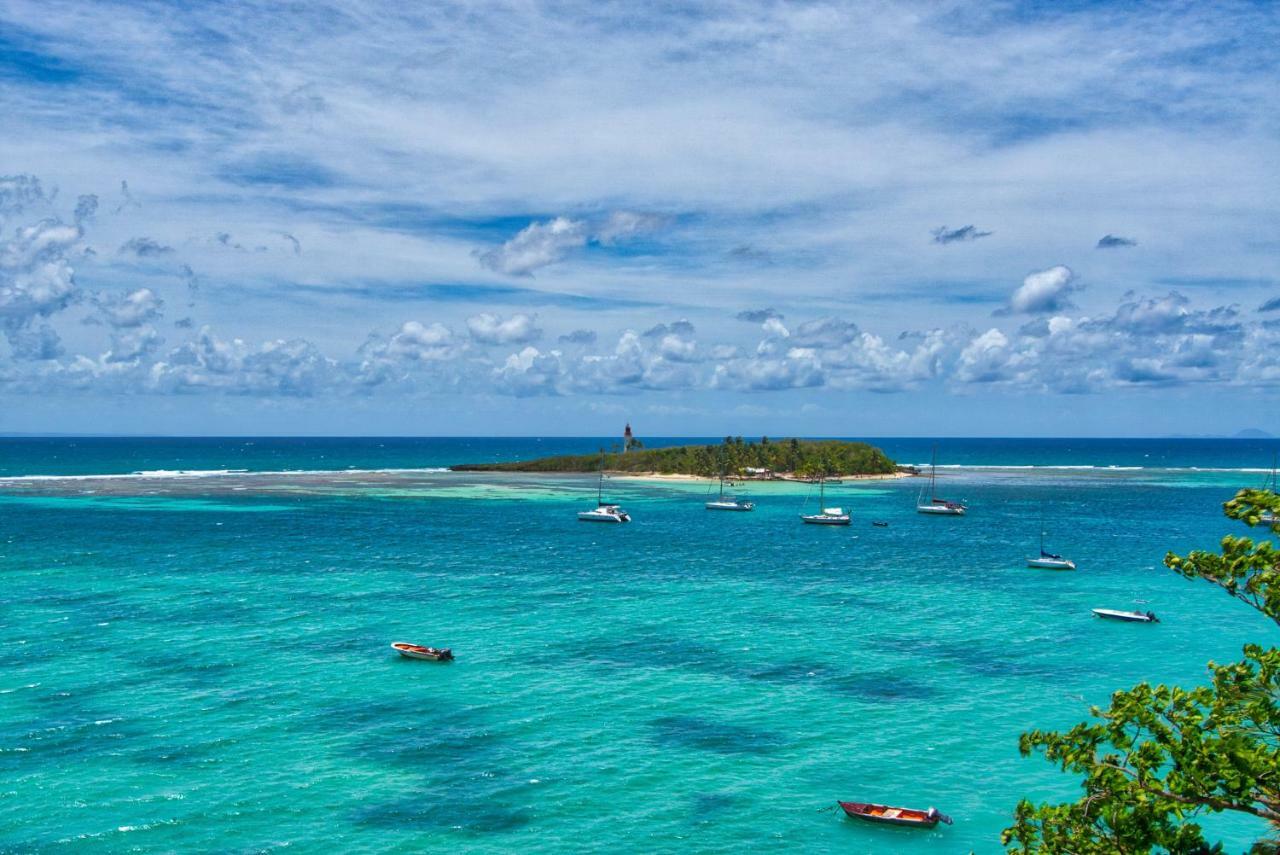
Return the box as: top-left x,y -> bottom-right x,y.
0,0 -> 1277,437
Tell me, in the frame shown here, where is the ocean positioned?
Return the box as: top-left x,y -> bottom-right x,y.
1,437 -> 1277,853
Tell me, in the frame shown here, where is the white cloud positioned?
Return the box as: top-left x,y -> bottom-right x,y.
475,218 -> 586,276
467,312 -> 542,345
1007,265 -> 1079,314
94,288 -> 164,328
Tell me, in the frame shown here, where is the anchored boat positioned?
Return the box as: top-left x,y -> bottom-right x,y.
838,801 -> 953,828
802,476 -> 850,525
706,472 -> 754,511
391,642 -> 454,661
916,446 -> 966,515
1092,608 -> 1159,623
578,450 -> 631,523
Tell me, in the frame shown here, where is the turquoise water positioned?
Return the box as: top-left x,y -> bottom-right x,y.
1,439 -> 1278,853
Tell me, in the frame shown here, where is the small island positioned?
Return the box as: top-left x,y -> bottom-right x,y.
452,437 -> 902,479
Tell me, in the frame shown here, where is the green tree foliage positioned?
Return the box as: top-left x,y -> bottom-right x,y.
451,437 -> 897,476
1004,488 -> 1280,854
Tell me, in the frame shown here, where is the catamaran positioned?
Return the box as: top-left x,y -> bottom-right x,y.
1027,504 -> 1075,570
578,451 -> 631,523
801,476 -> 850,525
706,472 -> 754,511
916,446 -> 966,515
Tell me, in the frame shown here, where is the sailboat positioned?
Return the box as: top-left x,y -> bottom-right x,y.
1261,453 -> 1277,526
1027,504 -> 1075,570
577,450 -> 631,523
916,446 -> 966,515
706,471 -> 755,511
801,475 -> 850,525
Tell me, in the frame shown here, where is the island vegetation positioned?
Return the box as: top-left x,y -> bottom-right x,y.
1005,487 -> 1280,854
452,436 -> 899,478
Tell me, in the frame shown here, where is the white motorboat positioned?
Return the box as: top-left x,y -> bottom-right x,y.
579,450 -> 631,522
801,477 -> 850,525
916,447 -> 966,515
706,473 -> 754,511
1092,608 -> 1159,623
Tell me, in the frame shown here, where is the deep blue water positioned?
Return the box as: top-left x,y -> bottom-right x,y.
0,437 -> 1277,853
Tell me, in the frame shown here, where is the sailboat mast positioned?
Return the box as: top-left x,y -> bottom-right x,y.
598,450 -> 604,505
930,445 -> 938,501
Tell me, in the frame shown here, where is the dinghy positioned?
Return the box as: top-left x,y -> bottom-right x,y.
838,801 -> 953,828
392,642 -> 454,660
1091,608 -> 1159,623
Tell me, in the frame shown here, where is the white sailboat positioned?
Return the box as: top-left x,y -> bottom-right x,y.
1260,453 -> 1277,526
578,451 -> 631,523
706,472 -> 755,511
1027,506 -> 1075,570
916,446 -> 966,515
801,475 -> 850,525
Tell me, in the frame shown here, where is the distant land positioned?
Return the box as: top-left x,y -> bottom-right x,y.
452,438 -> 899,477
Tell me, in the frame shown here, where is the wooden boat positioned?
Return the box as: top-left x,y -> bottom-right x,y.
1092,608 -> 1159,623
838,801 -> 953,827
391,642 -> 454,661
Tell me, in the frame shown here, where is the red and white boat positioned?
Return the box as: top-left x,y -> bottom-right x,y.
838,801 -> 953,828
391,642 -> 454,661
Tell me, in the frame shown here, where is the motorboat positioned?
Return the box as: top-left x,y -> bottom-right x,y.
837,801 -> 953,828
391,642 -> 454,661
1092,608 -> 1159,623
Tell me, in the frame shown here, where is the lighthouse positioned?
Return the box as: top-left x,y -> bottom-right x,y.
623,423 -> 634,453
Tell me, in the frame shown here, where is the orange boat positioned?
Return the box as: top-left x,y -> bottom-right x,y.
391,642 -> 454,661
838,801 -> 952,828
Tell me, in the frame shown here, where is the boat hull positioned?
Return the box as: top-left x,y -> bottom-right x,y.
577,512 -> 629,522
917,504 -> 965,516
1092,609 -> 1157,623
1027,558 -> 1076,570
837,801 -> 946,828
706,501 -> 754,511
802,514 -> 851,525
392,642 -> 453,661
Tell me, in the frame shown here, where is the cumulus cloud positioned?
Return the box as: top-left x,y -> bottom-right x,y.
932,225 -> 992,244
476,217 -> 586,276
0,219 -> 83,334
93,288 -> 164,328
119,236 -> 174,258
466,312 -> 542,345
151,327 -> 337,396
1005,265 -> 1079,314
1096,234 -> 1137,249
7,325 -> 63,361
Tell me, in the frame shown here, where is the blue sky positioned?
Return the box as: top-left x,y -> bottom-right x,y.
0,0 -> 1277,436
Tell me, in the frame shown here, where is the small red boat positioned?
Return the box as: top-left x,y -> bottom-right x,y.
838,801 -> 953,828
391,642 -> 454,661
